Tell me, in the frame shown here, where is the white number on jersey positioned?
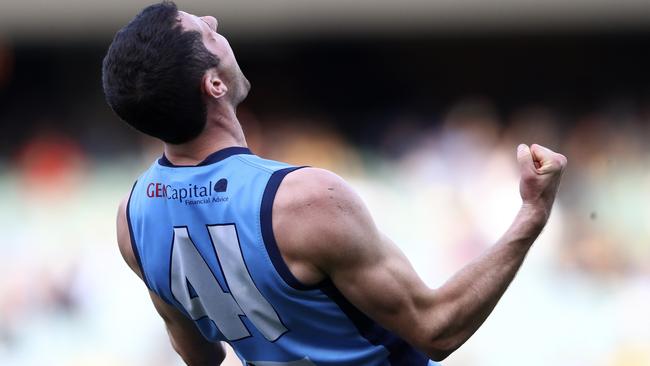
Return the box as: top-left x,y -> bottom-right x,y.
170,224 -> 287,342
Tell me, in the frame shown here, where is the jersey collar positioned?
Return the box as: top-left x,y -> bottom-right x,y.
158,146 -> 252,167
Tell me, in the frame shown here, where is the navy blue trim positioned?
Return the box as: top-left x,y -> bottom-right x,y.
320,279 -> 430,366
260,166 -> 321,291
158,146 -> 252,167
126,180 -> 151,289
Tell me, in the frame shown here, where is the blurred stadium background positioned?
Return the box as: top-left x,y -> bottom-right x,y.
1,0 -> 650,365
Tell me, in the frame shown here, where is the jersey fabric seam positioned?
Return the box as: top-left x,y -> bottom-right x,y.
233,155 -> 276,173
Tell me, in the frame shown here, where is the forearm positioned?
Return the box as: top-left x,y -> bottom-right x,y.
166,324 -> 225,366
169,333 -> 225,366
430,204 -> 547,354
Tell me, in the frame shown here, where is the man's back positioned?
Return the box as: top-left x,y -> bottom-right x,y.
125,147 -> 434,365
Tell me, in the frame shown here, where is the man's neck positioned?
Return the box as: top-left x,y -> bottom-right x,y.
163,111 -> 247,166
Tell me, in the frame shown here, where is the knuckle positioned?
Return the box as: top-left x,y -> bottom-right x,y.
550,152 -> 566,164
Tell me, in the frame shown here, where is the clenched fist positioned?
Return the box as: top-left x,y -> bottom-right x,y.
517,144 -> 567,219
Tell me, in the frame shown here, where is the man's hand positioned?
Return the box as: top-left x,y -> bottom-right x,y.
517,144 -> 568,220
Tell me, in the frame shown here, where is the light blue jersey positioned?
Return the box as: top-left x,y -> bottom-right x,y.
127,147 -> 437,366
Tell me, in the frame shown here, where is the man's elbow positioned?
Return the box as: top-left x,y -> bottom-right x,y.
171,338 -> 225,366
430,352 -> 452,362
419,302 -> 470,361
425,340 -> 460,362
177,352 -> 225,366
185,360 -> 224,366
420,322 -> 464,361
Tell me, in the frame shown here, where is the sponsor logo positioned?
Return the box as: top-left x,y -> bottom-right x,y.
214,178 -> 228,192
146,179 -> 229,205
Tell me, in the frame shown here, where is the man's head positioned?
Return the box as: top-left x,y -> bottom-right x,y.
102,1 -> 249,144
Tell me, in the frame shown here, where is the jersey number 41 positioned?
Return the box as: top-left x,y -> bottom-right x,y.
170,224 -> 287,342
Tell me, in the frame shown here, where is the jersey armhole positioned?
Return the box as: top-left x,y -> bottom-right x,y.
126,180 -> 152,289
260,166 -> 322,291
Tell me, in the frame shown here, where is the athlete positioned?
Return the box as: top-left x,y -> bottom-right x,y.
103,2 -> 567,365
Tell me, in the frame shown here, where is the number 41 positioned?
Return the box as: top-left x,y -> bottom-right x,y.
170,224 -> 287,342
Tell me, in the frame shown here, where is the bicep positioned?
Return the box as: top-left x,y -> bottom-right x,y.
326,230 -> 442,353
275,169 -> 442,353
275,168 -> 447,355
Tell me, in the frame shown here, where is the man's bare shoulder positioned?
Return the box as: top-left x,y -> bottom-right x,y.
272,167 -> 380,282
274,167 -> 374,239
274,167 -> 353,220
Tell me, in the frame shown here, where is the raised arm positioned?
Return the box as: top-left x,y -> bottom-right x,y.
116,197 -> 226,366
272,144 -> 566,361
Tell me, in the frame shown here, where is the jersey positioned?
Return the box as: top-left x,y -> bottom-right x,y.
126,146 -> 438,366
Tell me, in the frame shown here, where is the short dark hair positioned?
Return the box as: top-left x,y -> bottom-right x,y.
102,1 -> 219,144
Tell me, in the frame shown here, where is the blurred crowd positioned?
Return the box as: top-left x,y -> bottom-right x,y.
1,94 -> 649,365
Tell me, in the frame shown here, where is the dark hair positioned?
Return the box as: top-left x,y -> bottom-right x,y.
102,1 -> 219,144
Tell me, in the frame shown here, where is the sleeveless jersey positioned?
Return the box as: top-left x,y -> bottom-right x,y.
127,146 -> 437,366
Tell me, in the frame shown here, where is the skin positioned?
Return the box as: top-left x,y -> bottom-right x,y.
116,9 -> 568,366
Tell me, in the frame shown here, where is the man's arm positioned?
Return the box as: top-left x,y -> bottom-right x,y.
116,197 -> 226,366
272,144 -> 566,361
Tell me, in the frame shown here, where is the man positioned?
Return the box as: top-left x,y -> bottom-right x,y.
103,2 -> 567,365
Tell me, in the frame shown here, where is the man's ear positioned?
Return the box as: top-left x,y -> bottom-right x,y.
201,69 -> 228,100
